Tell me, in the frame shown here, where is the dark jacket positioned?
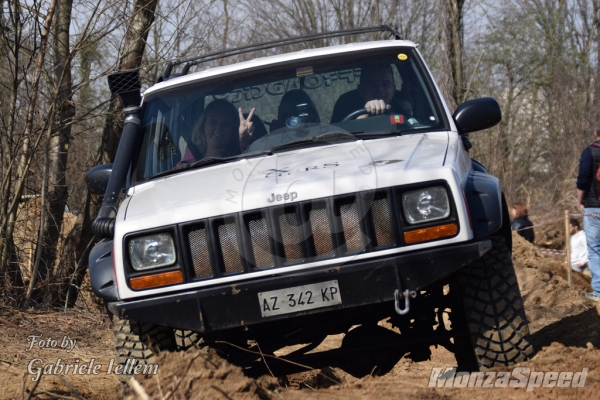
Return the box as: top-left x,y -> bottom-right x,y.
511,217 -> 535,243
577,140 -> 600,208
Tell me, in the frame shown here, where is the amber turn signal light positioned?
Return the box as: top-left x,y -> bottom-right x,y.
130,270 -> 183,290
404,223 -> 458,244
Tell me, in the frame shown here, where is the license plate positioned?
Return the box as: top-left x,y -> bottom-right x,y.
258,280 -> 342,317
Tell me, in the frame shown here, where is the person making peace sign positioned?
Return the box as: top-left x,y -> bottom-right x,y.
181,99 -> 257,164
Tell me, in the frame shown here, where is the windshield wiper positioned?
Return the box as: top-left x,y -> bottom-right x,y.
150,150 -> 277,180
189,156 -> 231,168
269,131 -> 358,153
150,157 -> 232,179
352,130 -> 403,138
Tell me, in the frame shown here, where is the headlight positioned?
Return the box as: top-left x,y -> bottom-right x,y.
402,186 -> 450,224
128,233 -> 176,271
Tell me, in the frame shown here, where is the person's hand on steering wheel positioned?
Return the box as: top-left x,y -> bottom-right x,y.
341,101 -> 394,121
364,100 -> 391,116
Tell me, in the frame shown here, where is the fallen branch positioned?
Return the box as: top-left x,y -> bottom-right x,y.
209,385 -> 233,399
163,353 -> 203,400
24,371 -> 43,400
256,342 -> 275,378
35,390 -> 78,399
127,377 -> 150,400
57,375 -> 83,400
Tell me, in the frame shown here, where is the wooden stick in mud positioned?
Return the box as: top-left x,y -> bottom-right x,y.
565,210 -> 572,288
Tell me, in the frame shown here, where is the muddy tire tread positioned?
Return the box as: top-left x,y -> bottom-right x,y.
457,237 -> 535,369
174,329 -> 204,351
112,316 -> 174,383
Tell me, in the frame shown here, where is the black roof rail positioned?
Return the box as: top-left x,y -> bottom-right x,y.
160,24 -> 403,82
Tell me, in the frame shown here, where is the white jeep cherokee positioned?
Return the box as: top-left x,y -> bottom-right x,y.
87,26 -> 534,379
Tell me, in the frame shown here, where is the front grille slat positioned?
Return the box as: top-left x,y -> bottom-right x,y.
188,228 -> 212,278
218,222 -> 244,273
340,202 -> 363,251
372,197 -> 394,247
279,212 -> 303,261
309,207 -> 334,257
249,217 -> 273,268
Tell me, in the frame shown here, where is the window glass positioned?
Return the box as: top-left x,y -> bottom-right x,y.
135,48 -> 446,182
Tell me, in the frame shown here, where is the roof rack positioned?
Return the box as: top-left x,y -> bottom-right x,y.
160,24 -> 403,82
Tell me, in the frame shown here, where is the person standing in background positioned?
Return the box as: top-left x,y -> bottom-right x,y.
511,202 -> 535,243
576,123 -> 600,302
569,218 -> 589,273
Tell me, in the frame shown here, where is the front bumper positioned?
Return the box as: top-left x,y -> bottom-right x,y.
107,239 -> 491,332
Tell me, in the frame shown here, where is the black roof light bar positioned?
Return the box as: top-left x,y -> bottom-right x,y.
160,24 -> 403,82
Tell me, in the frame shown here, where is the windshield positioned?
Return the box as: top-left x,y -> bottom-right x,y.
134,47 -> 447,182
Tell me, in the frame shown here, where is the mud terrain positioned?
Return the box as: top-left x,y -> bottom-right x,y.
1,232 -> 599,399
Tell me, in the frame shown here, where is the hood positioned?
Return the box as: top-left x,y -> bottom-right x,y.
123,132 -> 449,228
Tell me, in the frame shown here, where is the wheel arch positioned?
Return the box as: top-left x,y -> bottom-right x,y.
89,239 -> 119,301
464,171 -> 510,250
498,192 -> 512,252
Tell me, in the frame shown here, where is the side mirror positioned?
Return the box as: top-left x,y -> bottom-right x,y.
86,163 -> 113,195
453,97 -> 502,134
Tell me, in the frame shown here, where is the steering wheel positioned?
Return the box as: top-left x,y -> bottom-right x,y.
341,108 -> 369,122
341,107 -> 392,122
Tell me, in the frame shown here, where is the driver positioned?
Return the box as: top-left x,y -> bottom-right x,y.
330,64 -> 403,123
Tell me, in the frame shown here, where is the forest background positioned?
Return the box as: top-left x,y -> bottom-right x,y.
0,0 -> 597,308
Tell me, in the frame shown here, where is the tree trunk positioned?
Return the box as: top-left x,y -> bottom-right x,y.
33,0 -> 76,306
0,0 -> 24,289
594,2 -> 600,117
445,0 -> 464,109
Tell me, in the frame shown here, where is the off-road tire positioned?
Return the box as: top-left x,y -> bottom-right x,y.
112,315 -> 175,383
174,329 -> 205,351
453,237 -> 534,370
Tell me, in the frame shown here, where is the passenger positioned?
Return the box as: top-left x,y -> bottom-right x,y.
397,93 -> 421,126
398,95 -> 414,117
330,64 -> 405,123
270,90 -> 320,132
180,99 -> 255,164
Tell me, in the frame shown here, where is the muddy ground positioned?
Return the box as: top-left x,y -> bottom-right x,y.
1,232 -> 599,399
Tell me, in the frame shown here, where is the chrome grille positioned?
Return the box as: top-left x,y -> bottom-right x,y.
218,222 -> 243,273
249,217 -> 273,268
372,197 -> 394,246
309,207 -> 334,256
340,202 -> 363,251
188,228 -> 212,277
279,213 -> 303,261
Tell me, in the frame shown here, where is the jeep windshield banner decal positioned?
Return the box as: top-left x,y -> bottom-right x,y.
213,69 -> 361,104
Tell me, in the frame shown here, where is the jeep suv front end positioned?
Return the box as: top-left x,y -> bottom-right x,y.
88,26 -> 533,380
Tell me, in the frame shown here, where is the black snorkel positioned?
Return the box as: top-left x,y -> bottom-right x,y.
91,71 -> 142,238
